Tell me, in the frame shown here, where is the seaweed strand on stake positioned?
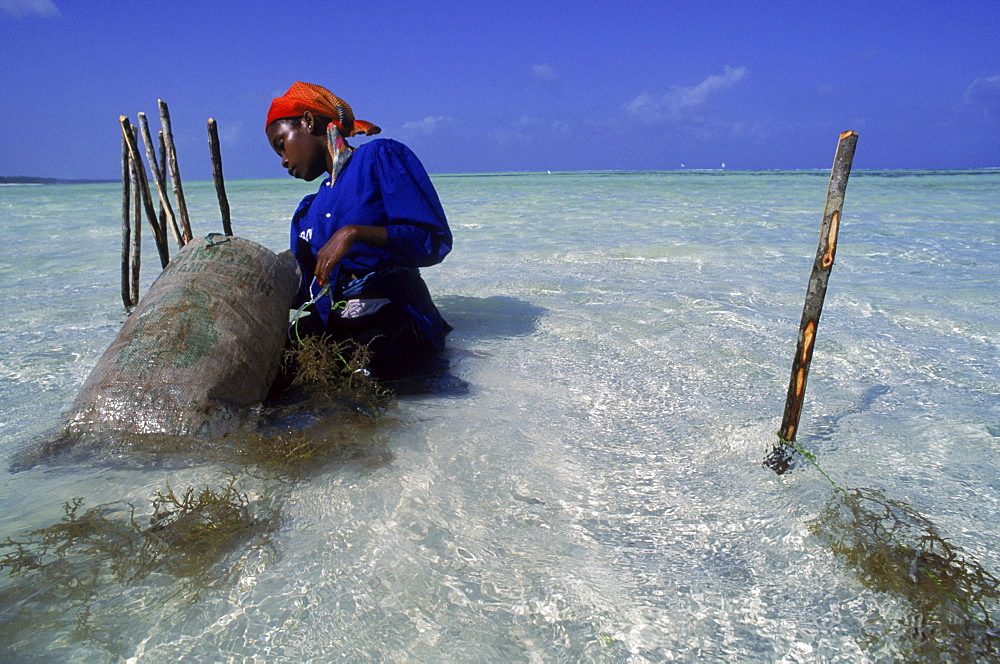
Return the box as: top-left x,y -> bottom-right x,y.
119,115 -> 169,268
765,130 -> 858,475
207,118 -> 233,236
120,131 -> 132,308
158,99 -> 193,244
137,112 -> 183,246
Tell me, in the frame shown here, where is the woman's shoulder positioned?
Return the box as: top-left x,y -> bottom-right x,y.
351,139 -> 431,184
293,191 -> 319,218
352,138 -> 418,163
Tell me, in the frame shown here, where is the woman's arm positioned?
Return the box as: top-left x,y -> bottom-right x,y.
314,224 -> 388,286
377,142 -> 452,267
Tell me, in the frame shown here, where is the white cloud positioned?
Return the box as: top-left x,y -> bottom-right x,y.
221,120 -> 243,146
532,63 -> 561,93
814,84 -> 836,99
489,115 -> 571,146
0,0 -> 60,17
399,115 -> 452,135
626,66 -> 747,123
962,74 -> 1000,122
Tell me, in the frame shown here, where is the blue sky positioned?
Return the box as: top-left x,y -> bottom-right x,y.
2,0 -> 998,179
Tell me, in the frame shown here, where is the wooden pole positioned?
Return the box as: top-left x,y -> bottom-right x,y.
158,130 -> 168,246
130,149 -> 142,305
158,99 -> 193,244
137,112 -> 183,246
765,130 -> 858,474
207,118 -> 233,236
120,131 -> 132,307
120,115 -> 169,268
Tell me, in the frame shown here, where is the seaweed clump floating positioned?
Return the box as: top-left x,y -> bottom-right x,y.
0,474 -> 278,652
0,474 -> 276,586
809,486 -> 1000,662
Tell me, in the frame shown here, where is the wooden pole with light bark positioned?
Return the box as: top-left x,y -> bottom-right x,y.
764,130 -> 858,474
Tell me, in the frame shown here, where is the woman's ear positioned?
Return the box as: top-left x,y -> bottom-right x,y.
302,110 -> 315,133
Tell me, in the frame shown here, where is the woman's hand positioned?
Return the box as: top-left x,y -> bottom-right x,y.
314,225 -> 389,286
314,226 -> 356,286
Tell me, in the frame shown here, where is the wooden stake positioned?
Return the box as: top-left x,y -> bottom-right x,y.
158,130 -> 168,246
130,149 -> 142,305
120,131 -> 132,307
765,131 -> 858,474
137,112 -> 183,246
207,118 -> 233,236
120,115 -> 169,268
158,99 -> 193,243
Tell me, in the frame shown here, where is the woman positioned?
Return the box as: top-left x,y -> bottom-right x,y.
265,82 -> 452,380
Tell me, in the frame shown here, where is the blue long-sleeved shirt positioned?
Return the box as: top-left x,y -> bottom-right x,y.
289,139 -> 452,341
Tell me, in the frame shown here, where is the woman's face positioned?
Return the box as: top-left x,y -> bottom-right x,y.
266,115 -> 329,181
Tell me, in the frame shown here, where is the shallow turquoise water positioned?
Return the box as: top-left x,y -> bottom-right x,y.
1,170 -> 998,661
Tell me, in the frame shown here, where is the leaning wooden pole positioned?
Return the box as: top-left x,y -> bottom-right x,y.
207,118 -> 233,236
120,132 -> 132,307
120,115 -> 170,268
158,99 -> 193,244
764,130 -> 858,474
137,112 -> 183,246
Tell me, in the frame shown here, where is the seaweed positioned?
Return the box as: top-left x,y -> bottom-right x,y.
282,334 -> 391,408
778,435 -> 1000,661
810,487 -> 1000,661
233,332 -> 399,474
218,335 -> 397,479
0,472 -> 279,652
227,408 -> 394,480
139,478 -> 277,578
1,473 -> 277,585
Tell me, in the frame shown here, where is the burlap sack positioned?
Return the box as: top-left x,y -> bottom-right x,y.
66,236 -> 300,437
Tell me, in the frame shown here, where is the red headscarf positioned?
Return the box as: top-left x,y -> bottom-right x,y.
265,82 -> 381,137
